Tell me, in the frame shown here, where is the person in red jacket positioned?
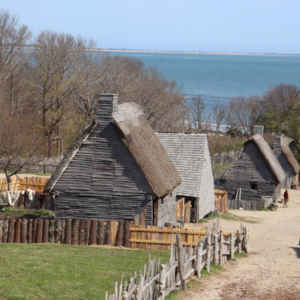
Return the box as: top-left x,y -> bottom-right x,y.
283,189 -> 289,208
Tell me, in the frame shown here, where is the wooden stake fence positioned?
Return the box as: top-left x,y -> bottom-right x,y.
107,223 -> 249,300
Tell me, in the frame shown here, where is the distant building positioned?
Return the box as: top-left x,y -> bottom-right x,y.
44,94 -> 181,226
273,135 -> 299,188
156,133 -> 215,221
215,134 -> 285,209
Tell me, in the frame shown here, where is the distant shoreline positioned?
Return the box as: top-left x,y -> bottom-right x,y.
99,49 -> 300,57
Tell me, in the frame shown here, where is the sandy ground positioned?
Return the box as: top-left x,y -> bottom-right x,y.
179,189 -> 300,300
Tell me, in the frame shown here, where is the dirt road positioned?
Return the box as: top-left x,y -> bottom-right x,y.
180,189 -> 300,300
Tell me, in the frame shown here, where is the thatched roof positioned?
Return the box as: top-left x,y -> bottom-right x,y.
115,102 -> 181,197
221,133 -> 285,183
44,97 -> 181,197
280,135 -> 300,174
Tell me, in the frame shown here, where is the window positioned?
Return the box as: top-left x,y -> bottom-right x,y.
251,182 -> 258,190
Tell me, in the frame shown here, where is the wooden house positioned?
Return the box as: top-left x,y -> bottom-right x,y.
215,133 -> 285,209
273,135 -> 299,188
156,133 -> 215,221
44,94 -> 181,226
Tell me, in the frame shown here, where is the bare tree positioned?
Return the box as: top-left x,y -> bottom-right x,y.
212,102 -> 226,136
0,10 -> 31,114
96,55 -> 187,131
226,95 -> 261,136
29,31 -> 77,157
0,110 -> 45,190
190,96 -> 206,132
72,38 -> 107,123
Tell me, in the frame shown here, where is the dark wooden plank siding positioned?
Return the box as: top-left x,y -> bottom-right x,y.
55,121 -> 154,224
215,142 -> 278,206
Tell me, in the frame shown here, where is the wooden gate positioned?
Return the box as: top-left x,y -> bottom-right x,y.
176,197 -> 185,220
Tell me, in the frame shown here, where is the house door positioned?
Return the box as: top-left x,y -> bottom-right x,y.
176,197 -> 185,221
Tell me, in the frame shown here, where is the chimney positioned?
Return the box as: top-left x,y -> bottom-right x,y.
253,125 -> 264,137
94,94 -> 119,123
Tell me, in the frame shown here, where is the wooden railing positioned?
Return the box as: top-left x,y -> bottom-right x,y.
107,223 -> 249,300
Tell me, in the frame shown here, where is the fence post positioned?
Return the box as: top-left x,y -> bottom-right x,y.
49,220 -> 55,243
98,221 -> 105,245
114,282 -> 118,300
219,230 -> 223,265
43,219 -> 49,243
206,233 -> 211,272
65,219 -> 72,244
158,264 -> 166,299
90,220 -> 97,245
8,219 -> 15,243
230,233 -> 234,260
21,219 -> 27,243
36,219 -> 43,243
214,234 -> 219,265
243,227 -> 249,254
237,230 -> 241,255
123,221 -> 131,248
135,273 -> 144,300
176,234 -> 186,291
196,240 -> 202,278
27,219 -> 32,243
15,218 -> 21,243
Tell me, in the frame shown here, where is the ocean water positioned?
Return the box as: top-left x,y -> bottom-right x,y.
108,51 -> 300,108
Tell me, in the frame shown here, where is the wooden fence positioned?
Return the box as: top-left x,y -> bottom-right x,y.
0,176 -> 49,193
107,223 -> 249,300
215,189 -> 228,214
19,177 -> 49,193
0,219 -> 132,247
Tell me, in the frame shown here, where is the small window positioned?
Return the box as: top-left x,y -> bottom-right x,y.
251,183 -> 258,190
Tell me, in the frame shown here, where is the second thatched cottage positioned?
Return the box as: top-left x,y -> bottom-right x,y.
156,133 -> 215,222
273,135 -> 300,188
215,133 -> 285,209
44,94 -> 181,226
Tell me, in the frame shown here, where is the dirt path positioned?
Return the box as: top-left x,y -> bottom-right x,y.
179,189 -> 300,300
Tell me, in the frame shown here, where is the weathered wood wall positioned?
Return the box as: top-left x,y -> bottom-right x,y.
215,142 -> 279,208
156,133 -> 215,222
198,139 -> 216,218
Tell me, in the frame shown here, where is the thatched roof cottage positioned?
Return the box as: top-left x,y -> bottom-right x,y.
215,133 -> 285,209
156,133 -> 215,221
44,94 -> 181,226
273,135 -> 300,188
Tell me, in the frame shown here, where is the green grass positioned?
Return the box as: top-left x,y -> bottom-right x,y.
259,206 -> 270,211
199,212 -> 259,224
3,207 -> 53,216
0,244 -> 170,300
213,162 -> 230,174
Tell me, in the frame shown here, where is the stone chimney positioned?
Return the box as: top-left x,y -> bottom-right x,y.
94,94 -> 119,124
253,125 -> 264,137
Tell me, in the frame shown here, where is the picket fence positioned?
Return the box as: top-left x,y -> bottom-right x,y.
107,223 -> 249,300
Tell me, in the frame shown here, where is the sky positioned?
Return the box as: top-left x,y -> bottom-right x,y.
3,0 -> 300,54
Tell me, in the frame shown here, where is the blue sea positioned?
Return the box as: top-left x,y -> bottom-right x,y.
108,51 -> 300,109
